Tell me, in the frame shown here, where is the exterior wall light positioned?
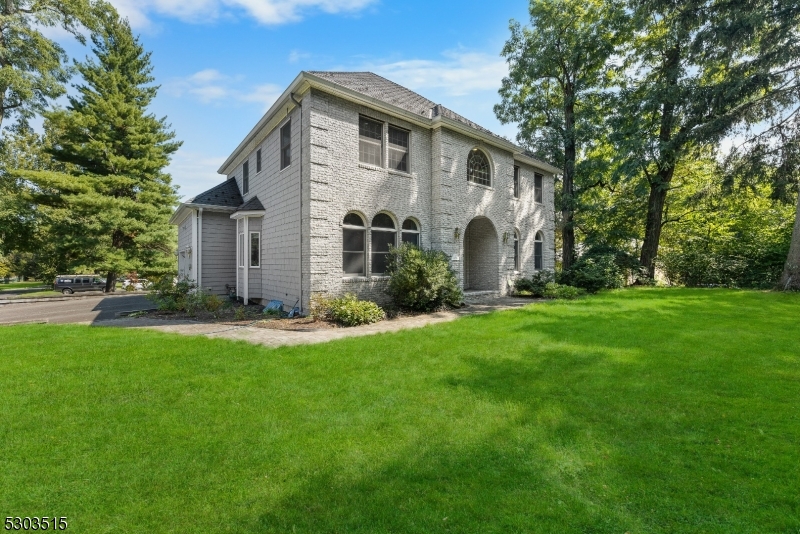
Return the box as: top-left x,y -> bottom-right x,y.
454,227 -> 461,241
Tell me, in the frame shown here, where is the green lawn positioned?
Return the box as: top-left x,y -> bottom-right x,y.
0,281 -> 47,291
1,288 -> 798,533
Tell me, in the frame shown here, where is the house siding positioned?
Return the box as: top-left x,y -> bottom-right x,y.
200,210 -> 237,296
229,106 -> 303,308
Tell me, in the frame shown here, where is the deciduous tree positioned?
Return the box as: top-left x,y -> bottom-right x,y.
495,0 -> 629,269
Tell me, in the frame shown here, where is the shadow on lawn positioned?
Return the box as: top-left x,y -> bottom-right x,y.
245,290 -> 799,533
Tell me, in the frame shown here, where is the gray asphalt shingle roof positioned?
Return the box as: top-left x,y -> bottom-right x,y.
188,178 -> 243,208
307,71 -> 502,141
239,196 -> 265,211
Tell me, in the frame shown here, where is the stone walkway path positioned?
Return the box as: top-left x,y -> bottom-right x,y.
100,296 -> 538,348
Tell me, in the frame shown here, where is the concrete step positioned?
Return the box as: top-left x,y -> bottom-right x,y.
463,290 -> 502,302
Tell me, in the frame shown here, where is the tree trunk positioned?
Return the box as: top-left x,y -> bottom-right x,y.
639,44 -> 680,279
639,173 -> 671,278
778,187 -> 800,290
105,271 -> 116,292
562,91 -> 577,270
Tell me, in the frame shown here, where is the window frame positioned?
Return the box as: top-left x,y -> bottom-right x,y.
342,213 -> 366,276
513,229 -> 520,271
280,120 -> 291,170
467,148 -> 491,187
249,231 -> 260,268
242,160 -> 249,194
388,124 -> 410,173
256,149 -> 262,173
359,115 -> 383,167
370,213 -> 397,275
401,218 -> 420,247
534,172 -> 543,204
513,165 -> 520,199
534,231 -> 544,270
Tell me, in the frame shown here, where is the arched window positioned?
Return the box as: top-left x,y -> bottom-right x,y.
371,213 -> 396,274
467,149 -> 491,186
401,219 -> 420,246
343,213 -> 366,275
513,229 -> 520,271
534,231 -> 544,270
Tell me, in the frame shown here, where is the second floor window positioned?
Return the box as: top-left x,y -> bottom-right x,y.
513,166 -> 520,198
534,173 -> 543,203
359,116 -> 382,166
467,149 -> 491,186
242,161 -> 249,194
388,126 -> 409,172
280,121 -> 291,170
256,149 -> 262,173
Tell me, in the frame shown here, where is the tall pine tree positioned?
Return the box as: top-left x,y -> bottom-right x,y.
23,10 -> 180,290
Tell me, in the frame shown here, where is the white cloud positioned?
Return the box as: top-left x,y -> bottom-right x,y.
366,51 -> 508,97
107,0 -> 375,29
164,70 -> 282,111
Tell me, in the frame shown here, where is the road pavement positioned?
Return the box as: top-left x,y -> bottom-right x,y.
0,294 -> 152,324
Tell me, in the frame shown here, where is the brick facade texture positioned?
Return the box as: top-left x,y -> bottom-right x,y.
190,85 -> 556,310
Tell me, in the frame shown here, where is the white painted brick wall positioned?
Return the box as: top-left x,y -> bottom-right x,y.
218,86 -> 556,309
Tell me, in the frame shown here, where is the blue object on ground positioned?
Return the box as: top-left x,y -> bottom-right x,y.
287,307 -> 301,318
264,300 -> 283,312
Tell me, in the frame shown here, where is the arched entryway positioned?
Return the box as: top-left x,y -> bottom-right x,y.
463,216 -> 499,290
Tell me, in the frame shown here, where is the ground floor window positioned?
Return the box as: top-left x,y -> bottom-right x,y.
343,213 -> 366,275
514,229 -> 520,271
401,219 -> 420,246
238,232 -> 245,268
371,213 -> 396,274
534,231 -> 543,270
250,232 -> 260,267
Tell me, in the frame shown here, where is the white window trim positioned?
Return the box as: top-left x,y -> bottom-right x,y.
358,115 -> 384,168
249,231 -> 261,268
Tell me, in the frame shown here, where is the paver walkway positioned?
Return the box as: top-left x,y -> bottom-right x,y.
101,296 -> 538,348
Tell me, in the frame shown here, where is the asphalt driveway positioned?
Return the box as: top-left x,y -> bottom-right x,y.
0,294 -> 152,325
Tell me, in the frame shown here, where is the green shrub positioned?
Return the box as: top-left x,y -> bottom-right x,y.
563,253 -> 624,293
514,270 -> 555,297
543,282 -> 584,300
148,277 -> 195,311
328,293 -> 385,326
185,291 -> 224,315
385,243 -> 463,311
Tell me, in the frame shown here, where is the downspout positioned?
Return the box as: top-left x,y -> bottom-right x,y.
198,208 -> 203,289
291,92 -> 304,313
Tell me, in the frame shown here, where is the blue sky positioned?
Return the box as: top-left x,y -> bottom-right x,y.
54,0 -> 534,200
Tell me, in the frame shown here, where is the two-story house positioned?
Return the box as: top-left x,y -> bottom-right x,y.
170,71 -> 559,312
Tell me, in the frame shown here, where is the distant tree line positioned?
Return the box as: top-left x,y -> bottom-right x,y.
496,0 -> 800,290
0,1 -> 180,289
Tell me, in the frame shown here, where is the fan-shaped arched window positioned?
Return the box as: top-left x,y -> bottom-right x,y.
371,213 -> 396,274
343,213 -> 365,275
534,231 -> 543,270
401,219 -> 420,246
513,229 -> 520,271
467,149 -> 491,186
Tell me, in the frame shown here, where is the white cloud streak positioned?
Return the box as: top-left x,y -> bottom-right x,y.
107,0 -> 375,28
366,51 -> 508,97
164,69 -> 283,111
